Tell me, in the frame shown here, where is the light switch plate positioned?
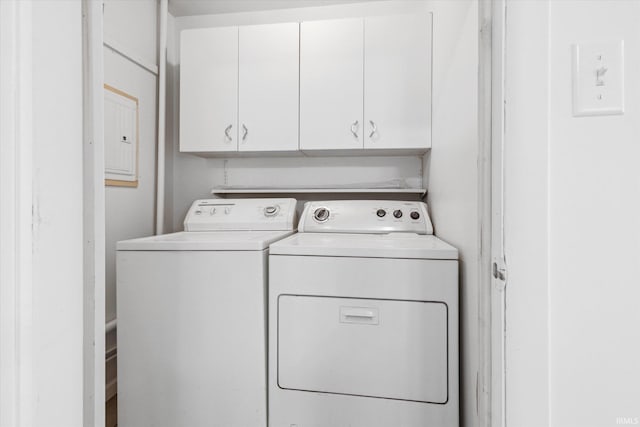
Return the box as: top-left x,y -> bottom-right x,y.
572,40 -> 624,117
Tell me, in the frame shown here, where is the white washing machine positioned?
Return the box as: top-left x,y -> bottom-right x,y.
268,200 -> 459,427
117,198 -> 297,427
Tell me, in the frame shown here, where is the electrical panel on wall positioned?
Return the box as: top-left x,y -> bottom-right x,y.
572,40 -> 625,117
104,85 -> 139,187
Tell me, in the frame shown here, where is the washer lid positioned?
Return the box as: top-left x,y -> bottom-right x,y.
269,233 -> 458,260
117,230 -> 295,251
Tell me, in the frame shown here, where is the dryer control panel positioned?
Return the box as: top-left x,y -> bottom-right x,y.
184,198 -> 297,231
298,200 -> 433,235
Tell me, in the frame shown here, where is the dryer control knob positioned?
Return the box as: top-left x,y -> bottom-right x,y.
376,209 -> 387,218
313,207 -> 330,222
264,205 -> 279,217
393,210 -> 403,218
410,211 -> 420,220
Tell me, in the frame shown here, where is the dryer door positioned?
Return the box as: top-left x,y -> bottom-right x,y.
277,295 -> 448,403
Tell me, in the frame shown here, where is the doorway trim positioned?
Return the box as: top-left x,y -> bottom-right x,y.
82,1 -> 106,426
0,1 -> 34,426
489,0 -> 507,426
478,0 -> 507,426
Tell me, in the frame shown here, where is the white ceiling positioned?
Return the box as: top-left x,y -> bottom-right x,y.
168,0 -> 385,17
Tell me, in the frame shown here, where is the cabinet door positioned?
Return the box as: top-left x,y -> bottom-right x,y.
364,14 -> 432,150
239,23 -> 299,152
300,18 -> 364,151
180,27 -> 238,152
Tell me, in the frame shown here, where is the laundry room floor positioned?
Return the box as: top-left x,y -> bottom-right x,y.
106,395 -> 117,427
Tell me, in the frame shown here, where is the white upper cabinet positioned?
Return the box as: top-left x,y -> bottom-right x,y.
180,13 -> 433,156
180,27 -> 238,153
364,14 -> 432,150
300,19 -> 364,151
239,23 -> 300,152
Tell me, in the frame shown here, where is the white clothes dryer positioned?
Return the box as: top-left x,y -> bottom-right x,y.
268,200 -> 459,427
117,198 -> 297,427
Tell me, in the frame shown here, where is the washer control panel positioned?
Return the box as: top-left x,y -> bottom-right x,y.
299,200 -> 433,235
184,198 -> 297,231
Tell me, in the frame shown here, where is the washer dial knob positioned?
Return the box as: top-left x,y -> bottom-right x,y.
376,209 -> 387,218
410,211 -> 420,220
313,207 -> 330,222
264,205 -> 279,217
393,209 -> 403,218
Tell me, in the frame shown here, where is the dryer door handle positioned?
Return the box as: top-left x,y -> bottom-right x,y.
344,312 -> 375,319
340,306 -> 379,325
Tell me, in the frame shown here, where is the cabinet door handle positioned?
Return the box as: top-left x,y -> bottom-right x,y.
350,120 -> 359,138
369,120 -> 378,138
242,124 -> 248,142
224,124 -> 233,142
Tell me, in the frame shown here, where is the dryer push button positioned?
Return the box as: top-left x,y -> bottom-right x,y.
313,207 -> 330,222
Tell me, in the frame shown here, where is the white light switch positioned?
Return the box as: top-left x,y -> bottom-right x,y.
572,40 -> 624,116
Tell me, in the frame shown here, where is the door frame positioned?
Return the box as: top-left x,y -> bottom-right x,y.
0,1 -> 106,426
488,0 -> 507,426
82,0 -> 106,426
0,1 -> 34,426
478,0 -> 507,426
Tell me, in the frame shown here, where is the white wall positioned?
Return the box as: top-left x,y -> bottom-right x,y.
503,2 -> 551,426
104,0 -> 158,69
31,1 -> 84,425
505,1 -> 640,426
548,1 -> 640,425
424,3 -> 479,427
104,0 -> 158,325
